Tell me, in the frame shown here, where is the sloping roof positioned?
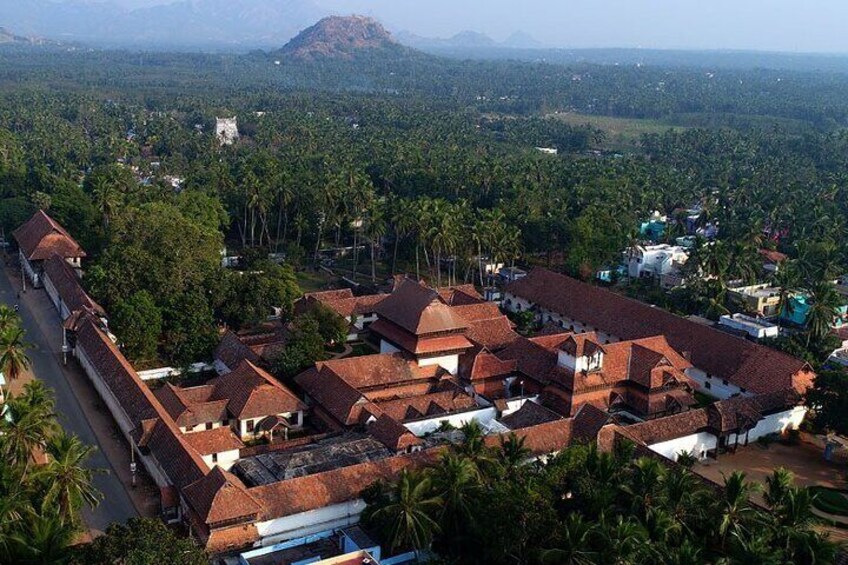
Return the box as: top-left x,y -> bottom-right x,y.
153,383 -> 229,428
571,403 -> 612,443
506,268 -> 812,394
183,467 -> 262,526
499,401 -> 562,430
453,303 -> 519,351
13,210 -> 86,261
251,449 -> 437,520
486,419 -> 573,455
375,389 -> 478,422
759,248 -> 788,264
437,284 -> 484,306
368,414 -> 423,451
214,330 -> 261,371
41,253 -> 104,316
560,333 -> 605,358
295,366 -> 369,426
183,427 -> 244,455
625,408 -> 711,445
369,318 -> 474,355
312,353 -> 439,391
466,349 -> 517,382
375,279 -> 468,335
211,360 -> 306,420
310,293 -> 388,319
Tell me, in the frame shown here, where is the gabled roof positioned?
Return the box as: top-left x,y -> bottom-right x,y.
311,353 -> 440,391
625,408 -> 711,445
571,403 -> 612,444
214,330 -> 261,371
183,427 -> 244,455
500,401 -> 562,430
560,333 -> 605,357
375,279 -> 468,335
211,360 -> 306,420
295,366 -> 368,426
437,284 -> 484,306
368,414 -> 424,452
506,268 -> 812,394
153,383 -> 229,428
13,210 -> 86,261
375,388 -> 478,422
183,467 -> 261,526
42,253 -> 105,316
454,303 -> 519,351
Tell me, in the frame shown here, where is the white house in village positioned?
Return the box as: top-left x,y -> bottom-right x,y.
215,117 -> 239,145
625,244 -> 689,282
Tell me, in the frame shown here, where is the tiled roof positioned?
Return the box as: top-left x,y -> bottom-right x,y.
75,318 -> 160,426
506,268 -> 812,394
453,303 -> 519,351
499,401 -> 562,430
12,210 -> 86,261
251,450 -> 438,520
560,333 -> 605,357
367,414 -> 423,451
183,426 -> 244,455
312,353 -> 439,391
41,254 -> 105,316
375,279 -> 468,335
304,289 -> 355,301
369,318 -> 473,355
314,294 -> 388,319
625,409 -> 711,445
570,403 -> 611,443
143,417 -> 208,489
486,418 -> 573,455
211,360 -> 306,420
437,284 -> 484,306
375,388 -> 478,422
153,383 -> 229,428
295,367 -> 368,426
466,349 -> 516,382
214,330 -> 261,371
759,248 -> 788,264
183,467 -> 262,526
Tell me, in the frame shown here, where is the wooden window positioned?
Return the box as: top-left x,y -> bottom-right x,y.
246,420 -> 255,433
206,422 -> 213,431
211,453 -> 218,463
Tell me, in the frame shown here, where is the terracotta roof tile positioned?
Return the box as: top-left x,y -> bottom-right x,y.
12,210 -> 86,261
375,279 -> 468,335
311,353 -> 439,391
506,268 -> 812,394
183,467 -> 262,526
570,403 -> 611,443
210,360 -> 306,420
41,254 -> 104,316
375,389 -> 477,422
500,401 -> 562,430
214,330 -> 261,371
437,284 -> 484,306
625,409 -> 711,445
182,427 -> 244,455
295,366 -> 368,426
369,318 -> 473,355
367,414 -> 423,451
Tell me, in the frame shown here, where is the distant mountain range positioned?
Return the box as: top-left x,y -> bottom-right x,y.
0,0 -> 545,52
0,0 -> 326,49
0,26 -> 61,46
395,30 -> 545,50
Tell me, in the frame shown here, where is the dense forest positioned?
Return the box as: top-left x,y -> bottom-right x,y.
1,44 -> 848,374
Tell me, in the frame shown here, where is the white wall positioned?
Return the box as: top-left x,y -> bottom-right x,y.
20,252 -> 41,287
255,499 -> 366,546
201,448 -> 240,471
727,406 -> 807,445
417,353 -> 459,375
42,274 -> 69,319
648,432 -> 718,461
685,367 -> 745,400
403,407 -> 496,436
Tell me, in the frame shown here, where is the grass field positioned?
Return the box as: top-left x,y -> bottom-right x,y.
295,269 -> 334,293
549,112 -> 688,151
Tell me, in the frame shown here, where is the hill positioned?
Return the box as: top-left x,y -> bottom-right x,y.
0,27 -> 50,45
278,15 -> 401,60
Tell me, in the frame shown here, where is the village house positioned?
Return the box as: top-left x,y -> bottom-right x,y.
12,210 -> 86,288
727,283 -> 783,317
295,289 -> 387,341
215,117 -> 239,145
624,243 -> 689,286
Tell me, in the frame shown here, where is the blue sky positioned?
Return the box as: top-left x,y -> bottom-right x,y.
113,0 -> 848,53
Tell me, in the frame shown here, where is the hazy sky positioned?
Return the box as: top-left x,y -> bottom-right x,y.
113,0 -> 848,53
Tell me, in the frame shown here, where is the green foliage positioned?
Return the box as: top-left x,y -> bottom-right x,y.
162,289 -> 218,365
271,315 -> 326,379
0,375 -> 103,564
363,441 -> 837,564
73,517 -> 207,565
111,291 -> 162,364
806,367 -> 848,435
311,303 -> 349,345
218,261 -> 301,329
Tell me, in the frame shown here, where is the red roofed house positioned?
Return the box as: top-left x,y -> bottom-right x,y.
296,289 -> 387,341
13,210 -> 86,288
370,278 -> 474,375
41,252 -> 105,322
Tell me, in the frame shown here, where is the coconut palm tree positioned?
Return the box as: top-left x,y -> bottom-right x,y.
0,304 -> 18,334
39,431 -> 103,525
540,513 -> 598,565
5,511 -> 76,565
429,453 -> 481,551
805,280 -> 842,347
763,467 -> 794,510
0,326 -> 31,385
715,471 -> 761,544
498,433 -> 531,477
0,387 -> 57,473
371,469 -> 442,556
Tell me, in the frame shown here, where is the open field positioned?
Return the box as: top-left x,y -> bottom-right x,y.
548,111 -> 688,151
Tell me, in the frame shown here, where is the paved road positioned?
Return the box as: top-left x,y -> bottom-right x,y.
0,263 -> 137,532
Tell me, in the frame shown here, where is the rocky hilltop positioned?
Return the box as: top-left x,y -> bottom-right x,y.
279,15 -> 398,60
